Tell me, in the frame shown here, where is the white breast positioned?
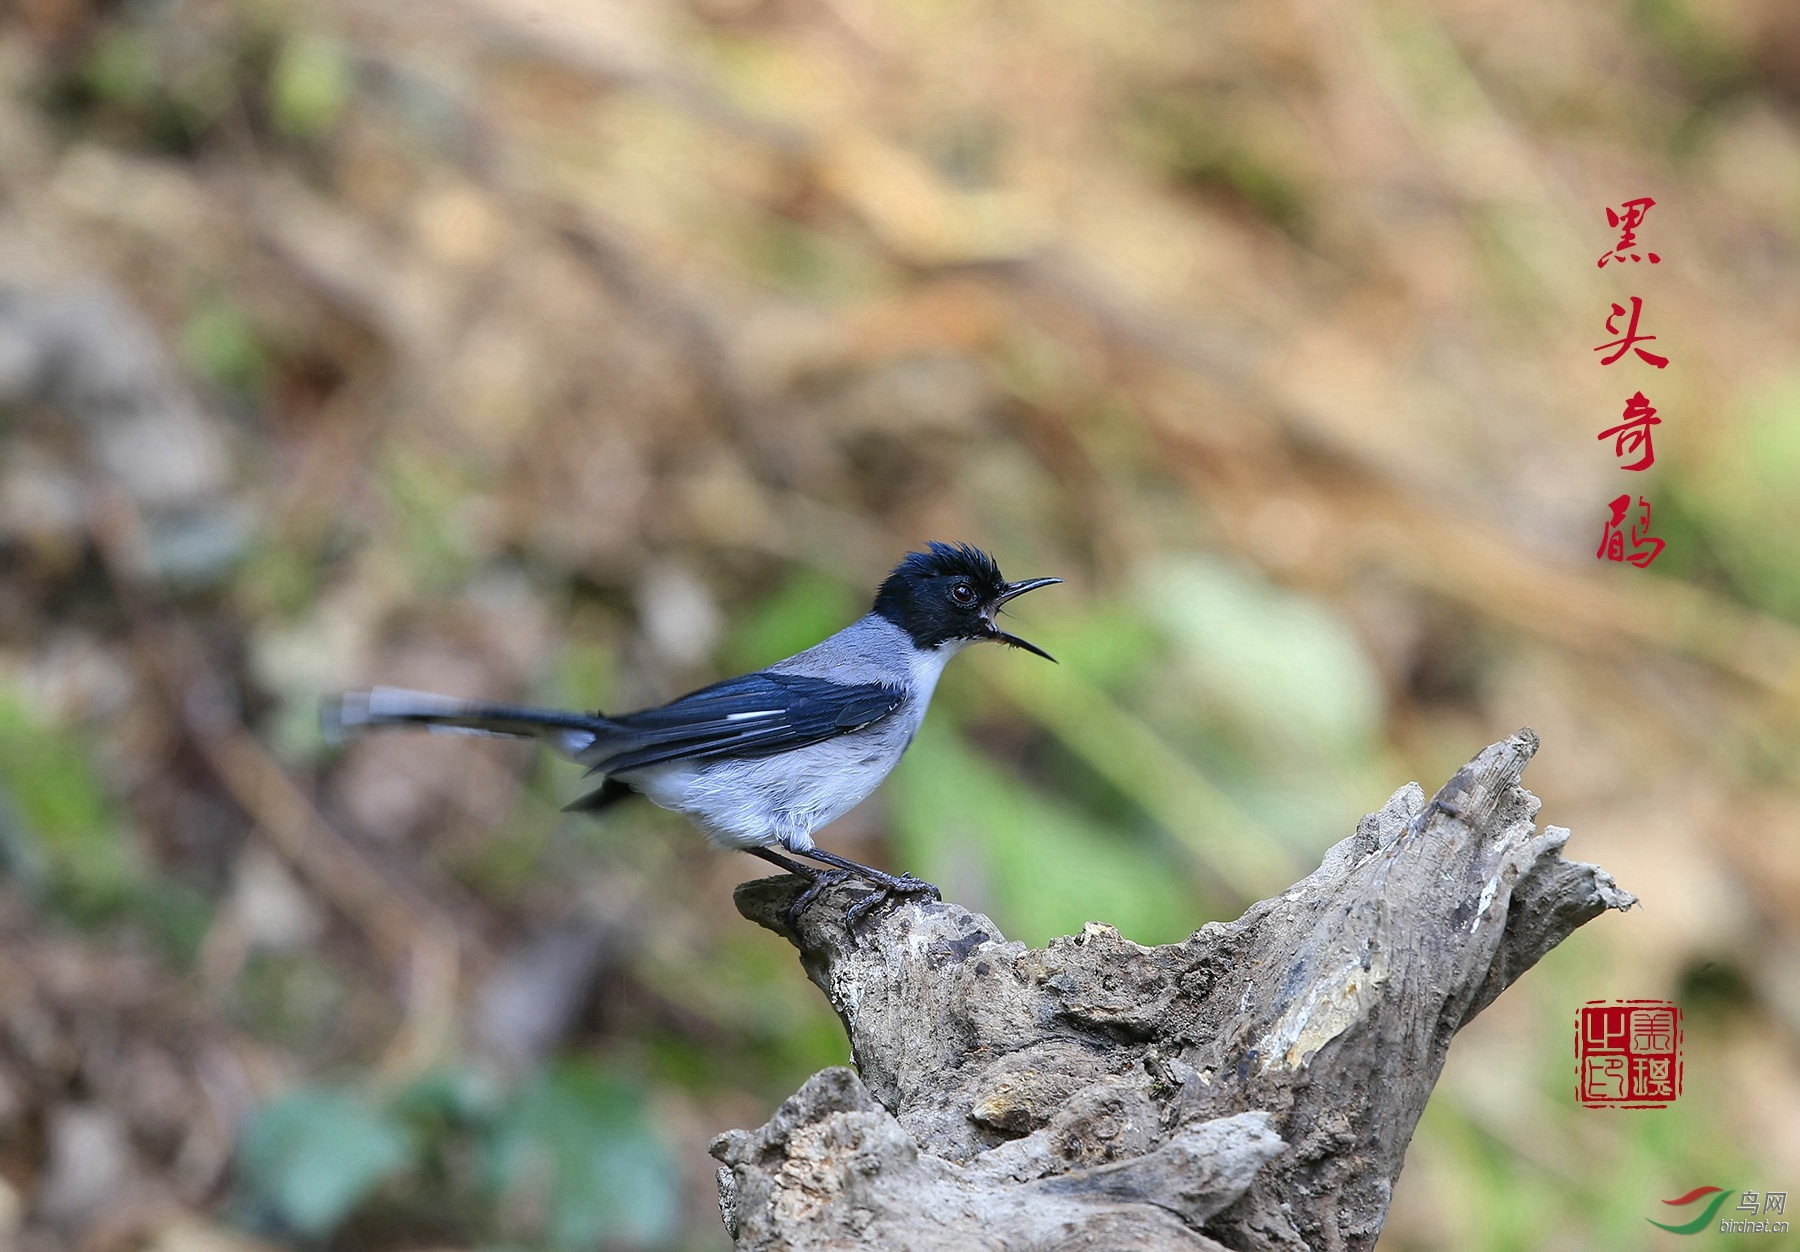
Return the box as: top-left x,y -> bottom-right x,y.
627,636 -> 964,853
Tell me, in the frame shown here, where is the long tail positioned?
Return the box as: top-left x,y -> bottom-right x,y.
326,687 -> 612,762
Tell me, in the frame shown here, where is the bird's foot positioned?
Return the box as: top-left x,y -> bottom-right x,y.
785,868 -> 855,933
765,846 -> 941,931
844,872 -> 940,930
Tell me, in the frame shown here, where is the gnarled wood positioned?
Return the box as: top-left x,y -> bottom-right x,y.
711,731 -> 1634,1250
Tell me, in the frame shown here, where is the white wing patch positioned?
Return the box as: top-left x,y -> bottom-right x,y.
557,731 -> 598,755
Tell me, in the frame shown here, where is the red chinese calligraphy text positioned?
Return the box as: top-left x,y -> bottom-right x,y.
1597,391 -> 1660,471
1597,494 -> 1664,568
1595,296 -> 1669,369
1598,197 -> 1660,268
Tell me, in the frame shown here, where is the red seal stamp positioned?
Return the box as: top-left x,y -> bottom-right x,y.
1576,999 -> 1681,1108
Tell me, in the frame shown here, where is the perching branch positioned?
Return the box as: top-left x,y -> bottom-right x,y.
710,730 -> 1635,1251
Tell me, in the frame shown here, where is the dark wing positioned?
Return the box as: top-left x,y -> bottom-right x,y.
588,672 -> 905,774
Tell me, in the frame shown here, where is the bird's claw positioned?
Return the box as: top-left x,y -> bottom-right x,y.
785,868 -> 854,932
844,872 -> 939,931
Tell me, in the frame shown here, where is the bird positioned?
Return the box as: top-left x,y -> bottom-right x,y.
326,542 -> 1062,927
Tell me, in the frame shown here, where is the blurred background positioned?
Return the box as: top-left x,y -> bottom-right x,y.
1,0 -> 1798,1248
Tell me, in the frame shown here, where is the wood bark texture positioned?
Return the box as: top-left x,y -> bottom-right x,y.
710,730 -> 1635,1251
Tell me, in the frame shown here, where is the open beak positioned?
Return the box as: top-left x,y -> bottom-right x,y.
983,576 -> 1063,662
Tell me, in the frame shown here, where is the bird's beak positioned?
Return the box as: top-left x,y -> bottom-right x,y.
984,576 -> 1063,662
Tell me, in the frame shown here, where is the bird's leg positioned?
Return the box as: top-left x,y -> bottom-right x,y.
748,847 -> 853,932
795,847 -> 940,928
747,846 -> 816,878
797,847 -> 940,898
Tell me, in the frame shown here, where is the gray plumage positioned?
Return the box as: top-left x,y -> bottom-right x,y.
337,615 -> 954,854
623,615 -> 961,851
328,543 -> 1060,917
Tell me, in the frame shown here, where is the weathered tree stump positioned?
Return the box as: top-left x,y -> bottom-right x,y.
710,730 -> 1635,1250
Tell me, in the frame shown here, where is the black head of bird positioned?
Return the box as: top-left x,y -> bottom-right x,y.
870,541 -> 1063,661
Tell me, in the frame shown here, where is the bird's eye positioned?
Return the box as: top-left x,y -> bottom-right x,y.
949,581 -> 977,607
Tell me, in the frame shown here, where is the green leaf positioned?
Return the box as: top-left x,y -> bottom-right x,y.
238,1087 -> 415,1237
487,1061 -> 679,1249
